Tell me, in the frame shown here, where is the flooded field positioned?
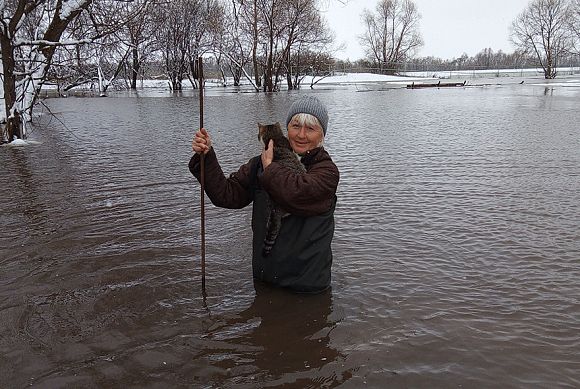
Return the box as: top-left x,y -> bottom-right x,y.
1,77 -> 579,388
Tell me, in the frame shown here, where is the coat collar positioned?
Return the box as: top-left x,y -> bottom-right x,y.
300,147 -> 324,165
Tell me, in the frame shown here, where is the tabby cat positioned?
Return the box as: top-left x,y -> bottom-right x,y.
258,122 -> 306,256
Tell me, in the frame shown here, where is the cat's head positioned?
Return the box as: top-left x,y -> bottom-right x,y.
257,122 -> 282,143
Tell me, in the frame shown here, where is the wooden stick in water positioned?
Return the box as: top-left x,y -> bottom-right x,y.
197,56 -> 206,292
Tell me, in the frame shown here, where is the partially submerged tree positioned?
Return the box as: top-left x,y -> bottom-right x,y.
282,0 -> 334,90
1,0 -> 93,142
215,0 -> 334,92
254,0 -> 335,92
215,1 -> 255,88
121,0 -> 159,89
62,2 -> 131,96
78,0 -> 158,92
510,0 -> 574,79
289,50 -> 334,89
153,0 -> 221,91
0,0 -> 147,142
359,0 -> 423,73
257,0 -> 287,92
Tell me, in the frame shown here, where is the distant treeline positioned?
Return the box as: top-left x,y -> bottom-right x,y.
139,48 -> 580,81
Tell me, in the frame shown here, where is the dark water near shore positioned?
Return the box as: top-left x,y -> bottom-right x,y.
1,78 -> 580,388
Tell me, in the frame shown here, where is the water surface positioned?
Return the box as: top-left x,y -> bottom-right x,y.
1,78 -> 579,388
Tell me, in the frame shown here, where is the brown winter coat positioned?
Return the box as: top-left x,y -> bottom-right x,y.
189,146 -> 339,216
189,146 -> 339,292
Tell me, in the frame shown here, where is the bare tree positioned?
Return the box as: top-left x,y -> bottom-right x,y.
210,1 -> 255,88
256,0 -> 284,92
290,50 -> 334,89
216,0 -> 334,92
153,0 -> 194,91
227,0 -> 261,87
230,0 -> 262,88
252,0 -> 334,92
1,0 -> 94,142
511,0 -> 573,79
359,0 -> 423,73
570,0 -> 580,54
282,0 -> 333,90
250,0 -> 262,88
0,0 -> 147,142
116,0 -> 159,90
68,1 -> 134,95
39,0 -> 156,95
153,0 -> 220,91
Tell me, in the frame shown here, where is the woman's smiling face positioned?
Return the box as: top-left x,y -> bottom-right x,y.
287,114 -> 324,155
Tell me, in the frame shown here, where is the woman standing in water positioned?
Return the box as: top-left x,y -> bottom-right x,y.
189,96 -> 339,293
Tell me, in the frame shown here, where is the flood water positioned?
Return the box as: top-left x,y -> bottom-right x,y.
1,78 -> 579,388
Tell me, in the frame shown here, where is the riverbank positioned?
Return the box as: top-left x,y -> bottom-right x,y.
35,68 -> 580,97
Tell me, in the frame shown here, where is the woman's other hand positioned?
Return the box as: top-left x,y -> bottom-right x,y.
261,139 -> 274,169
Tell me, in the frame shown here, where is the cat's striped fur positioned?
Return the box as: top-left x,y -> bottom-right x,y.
258,122 -> 306,256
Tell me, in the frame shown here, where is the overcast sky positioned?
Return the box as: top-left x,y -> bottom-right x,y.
324,0 -> 532,61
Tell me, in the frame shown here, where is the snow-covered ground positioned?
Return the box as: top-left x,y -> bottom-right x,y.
3,70 -> 579,146
300,72 -> 437,85
132,69 -> 579,89
403,66 -> 580,79
118,72 -> 433,90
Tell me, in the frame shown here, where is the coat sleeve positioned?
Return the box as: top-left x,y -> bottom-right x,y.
189,148 -> 255,209
259,156 -> 339,217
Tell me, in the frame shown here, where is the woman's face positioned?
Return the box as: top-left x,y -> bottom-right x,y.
287,116 -> 324,155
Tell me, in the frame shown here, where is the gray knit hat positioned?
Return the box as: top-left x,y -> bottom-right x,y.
285,96 -> 329,136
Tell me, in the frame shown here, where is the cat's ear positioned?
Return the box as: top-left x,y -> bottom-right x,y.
257,122 -> 263,127
274,121 -> 281,127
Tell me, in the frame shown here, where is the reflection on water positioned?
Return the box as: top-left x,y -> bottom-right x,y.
194,284 -> 349,387
1,78 -> 579,387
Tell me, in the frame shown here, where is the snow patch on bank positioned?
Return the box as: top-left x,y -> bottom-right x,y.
301,73 -> 436,85
1,138 -> 41,147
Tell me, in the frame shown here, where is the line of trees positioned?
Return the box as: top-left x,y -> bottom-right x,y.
1,0 -> 336,143
356,0 -> 580,77
402,47 -> 580,73
3,0 -> 580,143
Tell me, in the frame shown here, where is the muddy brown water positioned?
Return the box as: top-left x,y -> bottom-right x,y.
1,79 -> 579,388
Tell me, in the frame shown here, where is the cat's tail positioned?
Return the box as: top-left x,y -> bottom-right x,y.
262,237 -> 275,257
262,208 -> 281,257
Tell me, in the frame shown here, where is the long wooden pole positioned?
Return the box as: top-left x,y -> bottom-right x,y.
197,57 -> 206,292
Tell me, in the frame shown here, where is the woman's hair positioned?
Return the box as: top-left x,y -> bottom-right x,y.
288,113 -> 323,133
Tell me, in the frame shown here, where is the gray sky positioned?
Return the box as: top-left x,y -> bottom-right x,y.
324,0 -> 532,60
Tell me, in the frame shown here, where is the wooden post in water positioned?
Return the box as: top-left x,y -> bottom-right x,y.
196,56 -> 206,292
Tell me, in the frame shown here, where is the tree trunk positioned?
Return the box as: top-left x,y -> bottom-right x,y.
252,0 -> 261,88
170,72 -> 182,91
264,31 -> 274,92
131,46 -> 140,89
284,39 -> 293,90
1,34 -> 21,142
544,49 -> 558,79
286,70 -> 293,90
229,64 -> 241,86
264,54 -> 272,92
